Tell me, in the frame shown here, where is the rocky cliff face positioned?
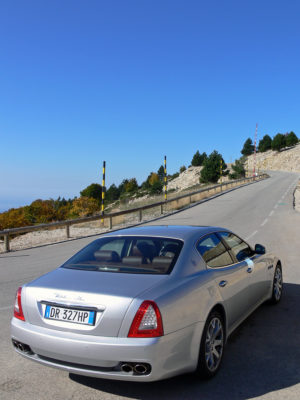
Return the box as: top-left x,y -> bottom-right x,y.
167,166 -> 203,191
246,143 -> 300,173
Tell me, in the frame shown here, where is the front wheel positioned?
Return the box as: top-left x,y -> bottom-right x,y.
270,263 -> 283,304
196,311 -> 225,379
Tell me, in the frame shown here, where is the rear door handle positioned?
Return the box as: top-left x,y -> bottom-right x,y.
219,280 -> 227,287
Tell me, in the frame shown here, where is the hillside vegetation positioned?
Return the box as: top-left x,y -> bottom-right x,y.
1,131 -> 299,231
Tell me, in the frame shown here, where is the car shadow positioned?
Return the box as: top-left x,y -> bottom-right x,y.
69,282 -> 300,400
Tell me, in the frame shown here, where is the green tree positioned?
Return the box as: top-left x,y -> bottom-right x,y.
191,151 -> 207,166
80,183 -> 102,202
258,135 -> 272,152
272,133 -> 286,151
200,151 -> 227,183
149,180 -> 163,194
118,179 -> 129,193
124,178 -> 138,193
148,172 -> 160,186
241,138 -> 254,156
157,165 -> 165,181
106,184 -> 120,202
229,159 -> 246,179
179,165 -> 186,173
286,131 -> 298,147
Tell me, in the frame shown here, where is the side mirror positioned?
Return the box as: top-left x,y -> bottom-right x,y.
255,244 -> 266,255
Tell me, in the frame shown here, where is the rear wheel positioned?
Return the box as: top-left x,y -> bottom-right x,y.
196,310 -> 225,379
270,263 -> 283,304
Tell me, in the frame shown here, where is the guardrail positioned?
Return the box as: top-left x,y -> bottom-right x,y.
0,174 -> 268,252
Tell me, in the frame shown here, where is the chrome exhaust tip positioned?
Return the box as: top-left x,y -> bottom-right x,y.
12,339 -> 32,354
133,364 -> 148,375
121,363 -> 134,373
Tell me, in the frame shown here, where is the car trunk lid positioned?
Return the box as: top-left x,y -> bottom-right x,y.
23,267 -> 166,337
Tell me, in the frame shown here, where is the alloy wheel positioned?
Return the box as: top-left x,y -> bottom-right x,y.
273,266 -> 282,301
204,317 -> 224,372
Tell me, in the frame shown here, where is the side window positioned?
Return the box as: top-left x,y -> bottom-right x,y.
197,233 -> 233,268
218,232 -> 253,262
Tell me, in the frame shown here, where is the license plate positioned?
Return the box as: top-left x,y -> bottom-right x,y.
44,305 -> 96,325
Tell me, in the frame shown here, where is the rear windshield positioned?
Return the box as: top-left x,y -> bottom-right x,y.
61,236 -> 183,275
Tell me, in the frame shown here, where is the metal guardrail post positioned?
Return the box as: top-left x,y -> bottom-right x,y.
66,224 -> 70,238
139,209 -> 142,222
109,216 -> 112,229
160,204 -> 163,214
4,234 -> 10,252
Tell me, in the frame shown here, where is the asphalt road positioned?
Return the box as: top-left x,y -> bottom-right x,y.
1,170 -> 300,400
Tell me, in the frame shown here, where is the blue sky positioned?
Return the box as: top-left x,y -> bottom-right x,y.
1,0 -> 300,212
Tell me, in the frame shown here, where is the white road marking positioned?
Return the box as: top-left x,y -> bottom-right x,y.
269,210 -> 274,216
245,230 -> 258,240
274,204 -> 278,209
261,219 -> 268,226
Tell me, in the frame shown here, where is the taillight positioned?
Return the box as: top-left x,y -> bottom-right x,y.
128,300 -> 163,338
14,287 -> 25,321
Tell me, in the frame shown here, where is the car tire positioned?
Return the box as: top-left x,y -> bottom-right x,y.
269,263 -> 283,304
196,310 -> 225,379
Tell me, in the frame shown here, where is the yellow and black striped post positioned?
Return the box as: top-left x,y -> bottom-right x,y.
101,161 -> 106,222
220,159 -> 223,184
164,155 -> 167,201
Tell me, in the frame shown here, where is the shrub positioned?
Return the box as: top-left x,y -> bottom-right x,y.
149,180 -> 163,194
24,199 -> 56,224
0,207 -> 29,230
180,165 -> 186,173
229,159 -> 246,179
70,197 -> 99,218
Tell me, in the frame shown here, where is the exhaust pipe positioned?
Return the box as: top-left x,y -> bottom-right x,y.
133,364 -> 148,375
121,363 -> 134,373
12,340 -> 32,354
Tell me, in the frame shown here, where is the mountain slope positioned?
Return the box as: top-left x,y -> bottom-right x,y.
247,143 -> 300,173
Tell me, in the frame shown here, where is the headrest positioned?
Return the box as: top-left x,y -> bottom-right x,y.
94,250 -> 120,262
122,256 -> 142,266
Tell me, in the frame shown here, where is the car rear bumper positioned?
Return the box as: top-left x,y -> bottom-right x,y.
11,317 -> 204,381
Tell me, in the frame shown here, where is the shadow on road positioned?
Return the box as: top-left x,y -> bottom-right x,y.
70,282 -> 300,400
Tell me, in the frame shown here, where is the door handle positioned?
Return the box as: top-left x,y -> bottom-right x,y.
247,266 -> 253,273
219,280 -> 227,287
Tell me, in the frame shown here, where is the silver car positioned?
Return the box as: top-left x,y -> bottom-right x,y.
11,225 -> 282,381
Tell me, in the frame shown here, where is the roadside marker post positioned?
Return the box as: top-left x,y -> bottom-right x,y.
253,123 -> 258,177
220,159 -> 223,185
164,156 -> 167,201
101,161 -> 106,223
